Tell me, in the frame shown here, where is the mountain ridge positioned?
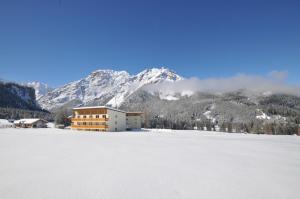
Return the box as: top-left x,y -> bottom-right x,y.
37,67 -> 182,110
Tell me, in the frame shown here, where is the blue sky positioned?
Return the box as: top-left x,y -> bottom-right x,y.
0,0 -> 299,87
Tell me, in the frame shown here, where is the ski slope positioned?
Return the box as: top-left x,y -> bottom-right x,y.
0,128 -> 299,199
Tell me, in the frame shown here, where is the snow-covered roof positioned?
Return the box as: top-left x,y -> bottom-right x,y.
73,106 -> 126,113
14,118 -> 47,124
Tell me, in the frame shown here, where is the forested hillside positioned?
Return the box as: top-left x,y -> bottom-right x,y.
121,90 -> 300,135
0,81 -> 52,120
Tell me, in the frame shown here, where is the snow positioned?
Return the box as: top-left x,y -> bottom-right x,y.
273,115 -> 287,121
159,94 -> 179,101
26,81 -> 53,100
0,128 -> 299,199
46,122 -> 55,128
256,110 -> 271,120
0,119 -> 10,124
203,104 -> 217,123
0,119 -> 13,128
262,91 -> 273,96
181,90 -> 194,97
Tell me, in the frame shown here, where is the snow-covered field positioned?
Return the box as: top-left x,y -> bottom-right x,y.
0,128 -> 299,199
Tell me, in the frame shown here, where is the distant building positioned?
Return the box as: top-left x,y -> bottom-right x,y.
14,118 -> 48,128
71,106 -> 143,132
126,112 -> 143,130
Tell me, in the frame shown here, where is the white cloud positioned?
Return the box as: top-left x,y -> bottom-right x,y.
145,71 -> 300,97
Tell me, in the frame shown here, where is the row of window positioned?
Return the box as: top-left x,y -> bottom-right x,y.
76,114 -> 138,119
75,122 -> 107,126
76,114 -> 107,119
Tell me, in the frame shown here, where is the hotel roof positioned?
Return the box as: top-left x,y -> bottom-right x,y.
73,106 -> 127,113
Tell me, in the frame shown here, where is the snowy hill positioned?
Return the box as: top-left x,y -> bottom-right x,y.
38,67 -> 182,110
121,89 -> 300,134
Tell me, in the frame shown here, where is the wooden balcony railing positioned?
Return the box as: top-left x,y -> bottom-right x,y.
71,118 -> 108,122
71,125 -> 108,129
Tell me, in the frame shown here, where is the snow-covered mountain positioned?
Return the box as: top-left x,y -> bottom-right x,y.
26,81 -> 53,100
38,67 -> 182,110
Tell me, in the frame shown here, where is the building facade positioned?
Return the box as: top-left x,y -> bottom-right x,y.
71,106 -> 127,132
126,112 -> 143,130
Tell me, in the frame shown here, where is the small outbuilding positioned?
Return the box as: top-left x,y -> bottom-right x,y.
14,118 -> 48,128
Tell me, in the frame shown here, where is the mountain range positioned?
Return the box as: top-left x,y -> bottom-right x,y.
1,67 -> 300,133
36,67 -> 182,110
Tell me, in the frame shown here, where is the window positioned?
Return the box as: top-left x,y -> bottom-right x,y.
103,115 -> 107,119
115,121 -> 117,125
83,122 -> 87,125
96,115 -> 99,118
115,128 -> 117,131
83,115 -> 87,118
77,115 -> 80,118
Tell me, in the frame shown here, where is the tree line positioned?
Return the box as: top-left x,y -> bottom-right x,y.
147,116 -> 300,135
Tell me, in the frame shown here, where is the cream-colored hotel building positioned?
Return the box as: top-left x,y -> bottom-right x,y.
71,106 -> 143,132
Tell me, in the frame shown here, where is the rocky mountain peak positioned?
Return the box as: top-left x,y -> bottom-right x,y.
26,81 -> 53,100
37,67 -> 183,110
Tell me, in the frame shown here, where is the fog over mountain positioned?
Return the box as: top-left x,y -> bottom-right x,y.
145,70 -> 300,97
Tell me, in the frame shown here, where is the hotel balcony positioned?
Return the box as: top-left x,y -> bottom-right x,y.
71,118 -> 108,122
71,125 -> 108,129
